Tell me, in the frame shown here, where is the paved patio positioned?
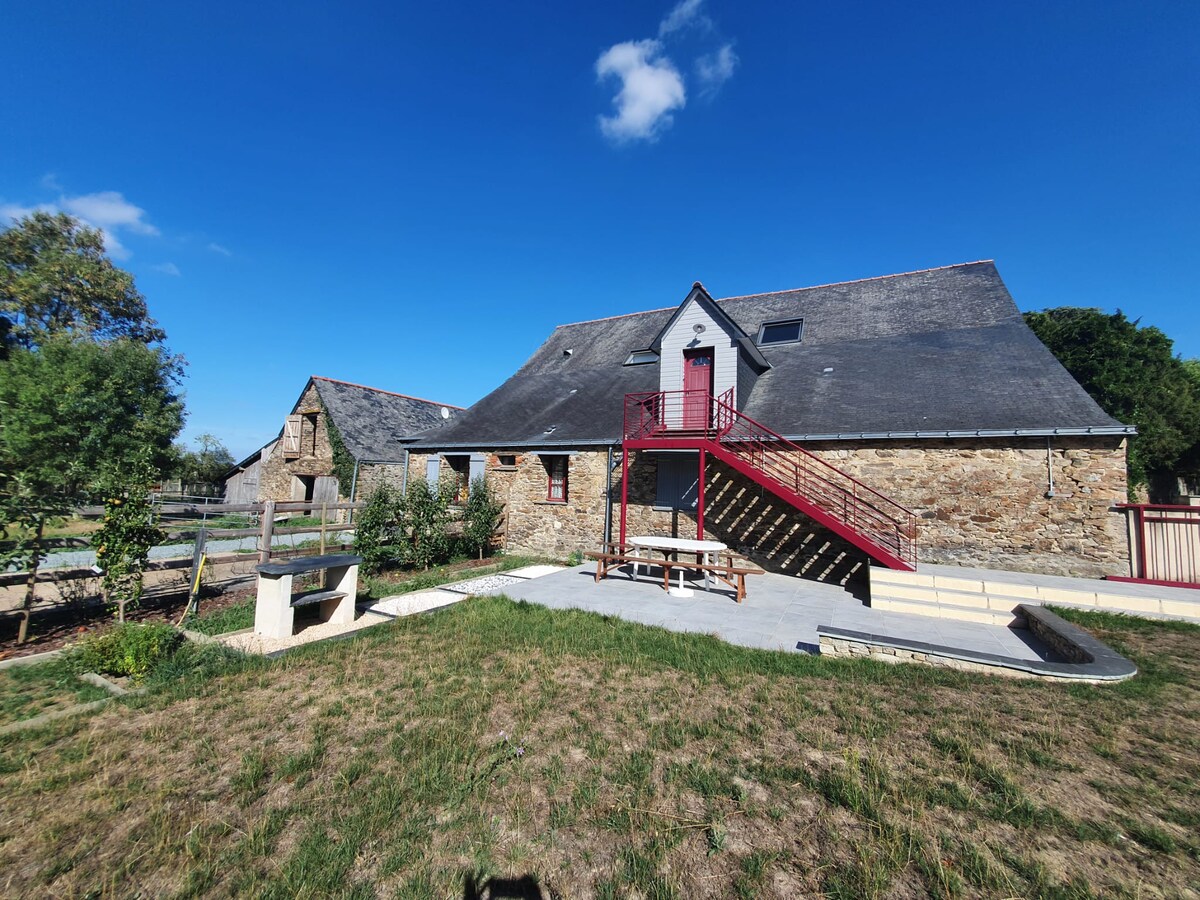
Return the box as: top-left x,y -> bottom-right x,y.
478,563 -> 1060,661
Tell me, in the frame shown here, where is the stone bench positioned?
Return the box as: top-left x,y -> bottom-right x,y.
254,553 -> 363,639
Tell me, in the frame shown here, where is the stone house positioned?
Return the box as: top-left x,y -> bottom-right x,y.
223,376 -> 460,507
406,262 -> 1134,580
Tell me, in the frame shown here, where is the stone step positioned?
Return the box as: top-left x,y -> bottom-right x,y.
870,591 -> 1024,627
870,566 -> 1200,623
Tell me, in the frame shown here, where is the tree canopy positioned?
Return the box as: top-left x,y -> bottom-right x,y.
0,210 -> 165,353
1025,307 -> 1200,498
171,433 -> 236,485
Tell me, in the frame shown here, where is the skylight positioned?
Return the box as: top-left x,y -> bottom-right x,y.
624,349 -> 659,366
756,318 -> 804,346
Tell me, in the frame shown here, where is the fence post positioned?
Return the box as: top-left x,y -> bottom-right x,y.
259,500 -> 275,563
187,526 -> 207,617
319,501 -> 328,555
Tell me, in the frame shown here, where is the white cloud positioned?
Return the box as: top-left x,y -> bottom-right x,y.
40,173 -> 63,192
596,40 -> 686,143
152,262 -> 181,276
0,202 -> 45,224
60,191 -> 158,237
207,242 -> 232,257
0,189 -> 160,260
659,0 -> 711,36
695,43 -> 738,95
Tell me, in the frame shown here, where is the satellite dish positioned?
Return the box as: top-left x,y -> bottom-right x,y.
441,407 -> 451,419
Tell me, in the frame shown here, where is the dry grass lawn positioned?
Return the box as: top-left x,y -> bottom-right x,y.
0,596 -> 1197,898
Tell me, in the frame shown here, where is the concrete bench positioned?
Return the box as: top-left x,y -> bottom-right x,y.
254,553 -> 363,639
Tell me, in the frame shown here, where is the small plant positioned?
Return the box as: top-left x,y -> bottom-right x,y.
567,549 -> 584,566
72,622 -> 182,681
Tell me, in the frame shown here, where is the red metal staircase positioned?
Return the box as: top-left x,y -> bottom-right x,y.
622,389 -> 917,570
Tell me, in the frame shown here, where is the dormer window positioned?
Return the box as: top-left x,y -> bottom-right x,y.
624,349 -> 659,366
756,318 -> 804,346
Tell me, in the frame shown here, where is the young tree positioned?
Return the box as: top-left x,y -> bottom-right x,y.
91,463 -> 162,622
1025,308 -> 1200,498
407,476 -> 455,570
0,213 -> 183,642
353,483 -> 408,573
461,476 -> 504,560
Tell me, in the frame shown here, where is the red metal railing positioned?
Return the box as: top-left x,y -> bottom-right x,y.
623,390 -> 917,568
1112,503 -> 1200,588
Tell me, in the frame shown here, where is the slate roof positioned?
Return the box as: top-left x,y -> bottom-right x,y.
411,262 -> 1131,449
308,377 -> 460,461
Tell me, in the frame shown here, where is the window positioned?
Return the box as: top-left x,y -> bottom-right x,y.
497,454 -> 517,467
756,317 -> 804,346
546,456 -> 568,503
655,454 -> 699,509
624,349 -> 659,366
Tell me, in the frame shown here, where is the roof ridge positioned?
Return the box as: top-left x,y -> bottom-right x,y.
715,261 -> 996,303
554,304 -> 678,329
311,376 -> 465,409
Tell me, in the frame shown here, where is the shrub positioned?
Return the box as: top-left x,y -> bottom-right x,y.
73,622 -> 182,681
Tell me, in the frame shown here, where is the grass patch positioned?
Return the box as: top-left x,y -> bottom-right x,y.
0,658 -> 111,727
184,599 -> 255,636
0,595 -> 1196,897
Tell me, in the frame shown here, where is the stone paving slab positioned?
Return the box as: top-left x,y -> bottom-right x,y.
478,564 -> 1060,661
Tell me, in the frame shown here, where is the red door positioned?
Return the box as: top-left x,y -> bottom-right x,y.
683,348 -> 714,429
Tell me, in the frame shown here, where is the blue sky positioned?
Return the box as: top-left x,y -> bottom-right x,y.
3,0 -> 1197,460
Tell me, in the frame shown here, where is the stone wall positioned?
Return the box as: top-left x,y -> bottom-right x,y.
353,463 -> 407,501
407,450 -> 611,558
258,383 -> 339,502
407,436 -> 1129,577
805,436 -> 1129,578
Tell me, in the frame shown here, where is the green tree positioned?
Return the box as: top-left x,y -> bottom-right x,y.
91,462 -> 162,622
461,476 -> 504,560
1,211 -> 164,352
1025,308 -> 1200,498
172,432 -> 235,486
0,213 -> 184,642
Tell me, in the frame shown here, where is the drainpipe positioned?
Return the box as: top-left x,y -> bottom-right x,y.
604,445 -> 614,546
1044,437 -> 1055,499
348,459 -> 361,523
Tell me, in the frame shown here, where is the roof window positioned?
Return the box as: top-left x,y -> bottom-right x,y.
624,349 -> 659,366
756,317 -> 804,346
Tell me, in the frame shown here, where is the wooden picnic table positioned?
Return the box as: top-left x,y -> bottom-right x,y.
585,541 -> 762,604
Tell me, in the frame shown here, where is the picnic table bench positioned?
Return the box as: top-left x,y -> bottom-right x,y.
585,542 -> 762,603
254,553 -> 362,639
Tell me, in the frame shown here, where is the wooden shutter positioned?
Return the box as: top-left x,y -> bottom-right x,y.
282,414 -> 302,458
468,454 -> 487,491
425,457 -> 441,485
